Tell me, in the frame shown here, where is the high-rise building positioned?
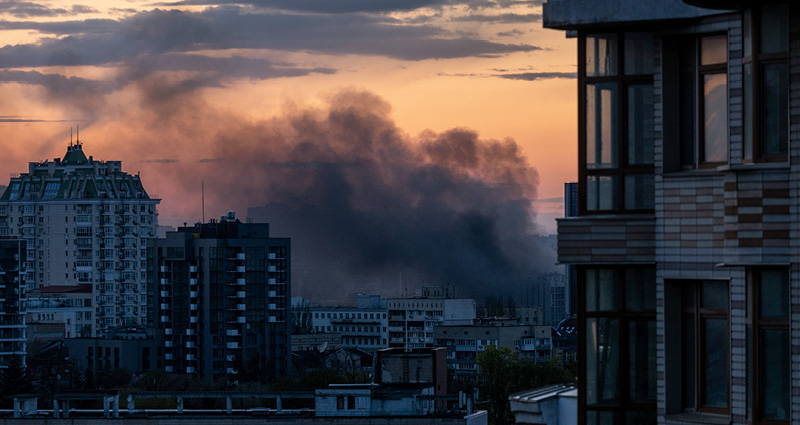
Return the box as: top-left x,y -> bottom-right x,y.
148,213 -> 291,382
0,142 -> 159,335
0,238 -> 26,367
545,1 -> 794,423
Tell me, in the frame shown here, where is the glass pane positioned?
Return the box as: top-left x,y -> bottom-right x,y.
629,320 -> 656,403
703,73 -> 728,163
760,4 -> 789,54
759,269 -> 789,318
761,63 -> 788,156
624,173 -> 654,210
625,410 -> 657,425
703,318 -> 728,408
586,410 -> 616,425
743,9 -> 752,58
625,268 -> 655,311
586,33 -> 618,77
624,32 -> 653,75
701,34 -> 727,66
743,62 -> 752,160
627,84 -> 654,165
682,313 -> 696,408
702,280 -> 728,309
679,39 -> 696,169
586,83 -> 619,169
585,269 -> 618,312
586,175 -> 617,211
585,318 -> 619,406
761,329 -> 789,420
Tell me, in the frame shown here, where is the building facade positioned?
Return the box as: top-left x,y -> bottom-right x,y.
0,238 -> 26,367
386,287 -> 476,349
545,0 -> 794,424
25,284 -> 93,340
310,294 -> 389,351
434,319 -> 553,380
0,142 -> 159,335
148,214 -> 291,382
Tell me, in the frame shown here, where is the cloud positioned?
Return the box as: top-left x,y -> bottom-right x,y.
0,1 -> 97,18
532,196 -> 564,203
0,7 -> 542,67
496,71 -> 577,81
144,159 -> 179,163
497,29 -> 525,37
452,13 -> 541,23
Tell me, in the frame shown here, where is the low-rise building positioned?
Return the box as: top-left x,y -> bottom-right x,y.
435,319 -> 553,380
25,284 -> 93,340
386,286 -> 476,349
64,327 -> 165,375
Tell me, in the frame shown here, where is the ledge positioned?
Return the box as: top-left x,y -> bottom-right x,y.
665,412 -> 730,425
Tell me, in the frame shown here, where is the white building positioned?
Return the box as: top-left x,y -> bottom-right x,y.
310,294 -> 388,351
25,284 -> 94,339
386,286 -> 476,349
0,142 -> 159,335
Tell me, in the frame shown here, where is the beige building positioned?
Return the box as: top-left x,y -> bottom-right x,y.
25,284 -> 94,339
0,142 -> 159,335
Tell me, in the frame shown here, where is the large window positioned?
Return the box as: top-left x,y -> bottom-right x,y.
581,268 -> 656,425
680,280 -> 729,413
743,4 -> 789,162
663,34 -> 729,171
747,269 -> 789,423
580,32 -> 654,213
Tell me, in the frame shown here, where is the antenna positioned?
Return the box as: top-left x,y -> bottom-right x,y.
70,127 -> 73,146
76,125 -> 80,145
202,181 -> 205,224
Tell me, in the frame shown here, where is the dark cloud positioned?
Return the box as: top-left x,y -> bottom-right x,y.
0,2 -> 97,18
452,13 -> 541,23
159,0 -> 454,13
0,7 -> 541,67
496,71 -> 577,81
144,159 -> 179,163
532,196 -> 564,203
0,116 -> 69,122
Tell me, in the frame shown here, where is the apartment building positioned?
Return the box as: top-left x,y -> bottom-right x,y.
0,239 -> 26,367
25,284 -> 93,340
0,142 -> 159,335
310,294 -> 389,351
434,319 -> 553,380
148,213 -> 291,382
545,0 -> 794,423
386,286 -> 476,349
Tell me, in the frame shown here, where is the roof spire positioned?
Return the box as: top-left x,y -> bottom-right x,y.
76,125 -> 80,146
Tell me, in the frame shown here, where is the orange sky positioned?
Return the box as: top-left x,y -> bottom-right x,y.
0,0 -> 577,235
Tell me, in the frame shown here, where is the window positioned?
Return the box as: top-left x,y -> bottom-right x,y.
679,280 -> 729,413
743,4 -> 789,162
747,269 -> 789,423
663,34 -> 728,170
581,267 -> 655,424
580,32 -> 654,213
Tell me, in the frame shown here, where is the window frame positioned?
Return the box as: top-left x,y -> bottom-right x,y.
578,31 -> 655,215
577,266 -> 656,424
679,280 -> 730,414
743,5 -> 790,163
746,268 -> 790,424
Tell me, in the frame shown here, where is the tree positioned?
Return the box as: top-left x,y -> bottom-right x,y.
0,355 -> 33,406
476,345 -> 518,425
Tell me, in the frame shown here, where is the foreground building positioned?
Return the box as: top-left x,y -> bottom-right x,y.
148,213 -> 291,382
0,142 -> 159,335
545,0 -> 793,423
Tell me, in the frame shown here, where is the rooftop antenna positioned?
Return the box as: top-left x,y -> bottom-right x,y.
76,125 -> 80,146
70,127 -> 73,147
202,181 -> 205,224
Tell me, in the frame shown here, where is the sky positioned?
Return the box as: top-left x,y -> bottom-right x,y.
0,0 -> 577,299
